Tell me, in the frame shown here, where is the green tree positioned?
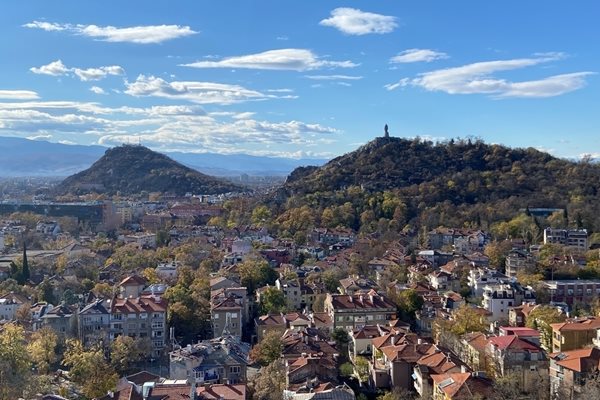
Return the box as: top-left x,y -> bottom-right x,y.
238,258 -> 277,294
251,205 -> 272,226
390,288 -> 423,321
110,335 -> 150,374
21,242 -> 30,283
526,305 -> 566,350
354,356 -> 370,384
250,360 -> 286,400
62,339 -> 118,399
260,286 -> 287,314
0,324 -> 31,400
27,327 -> 58,374
339,362 -> 354,377
437,305 -> 488,336
249,331 -> 283,366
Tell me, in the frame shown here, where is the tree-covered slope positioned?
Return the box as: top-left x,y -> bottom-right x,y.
57,145 -> 243,196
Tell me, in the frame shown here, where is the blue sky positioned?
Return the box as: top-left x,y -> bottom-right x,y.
0,1 -> 598,159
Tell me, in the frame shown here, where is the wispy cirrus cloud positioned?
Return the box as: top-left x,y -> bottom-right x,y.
124,75 -> 295,105
0,90 -> 40,100
320,8 -> 397,35
304,75 -> 363,80
23,20 -> 197,44
181,49 -> 358,71
386,53 -> 595,98
391,49 -> 449,63
31,59 -> 124,81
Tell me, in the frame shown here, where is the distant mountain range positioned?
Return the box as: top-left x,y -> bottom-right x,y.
56,145 -> 243,196
0,137 -> 327,177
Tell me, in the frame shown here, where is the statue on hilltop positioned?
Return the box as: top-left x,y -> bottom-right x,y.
384,124 -> 389,138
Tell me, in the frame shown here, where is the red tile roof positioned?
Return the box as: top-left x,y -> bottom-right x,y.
196,384 -> 246,400
488,335 -> 541,352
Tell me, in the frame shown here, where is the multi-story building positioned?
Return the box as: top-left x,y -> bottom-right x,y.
550,317 -> 600,353
211,295 -> 243,339
78,298 -> 110,347
549,347 -> 600,399
41,303 -> 77,338
169,336 -> 249,385
324,290 -> 396,331
505,249 -> 535,278
467,267 -> 509,297
481,283 -> 535,322
110,295 -> 168,357
430,372 -> 492,400
544,228 -> 588,250
541,280 -> 600,306
0,292 -> 28,321
486,335 -> 548,394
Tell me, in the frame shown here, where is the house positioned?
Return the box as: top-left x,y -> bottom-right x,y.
211,295 -> 243,339
338,276 -> 378,295
123,232 -> 157,248
505,249 -> 535,278
156,261 -> 180,281
118,275 -> 147,299
324,291 -> 397,331
430,372 -> 493,400
0,292 -> 28,321
370,332 -> 433,390
281,328 -> 339,362
413,347 -> 466,399
508,302 -> 539,327
210,277 -> 240,291
286,354 -> 338,390
481,282 -> 535,322
169,336 -> 249,385
486,335 -> 548,394
41,303 -> 77,338
550,317 -> 600,352
549,347 -> 600,399
196,383 -> 246,400
253,312 -> 327,342
544,228 -> 588,250
467,267 -> 509,297
350,325 -> 388,359
418,250 -> 454,268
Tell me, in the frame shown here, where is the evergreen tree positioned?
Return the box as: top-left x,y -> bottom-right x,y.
21,242 -> 29,283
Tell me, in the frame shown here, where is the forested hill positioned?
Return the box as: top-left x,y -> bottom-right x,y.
276,137 -> 600,233
57,145 -> 243,196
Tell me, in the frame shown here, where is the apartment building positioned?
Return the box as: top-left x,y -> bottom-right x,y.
324,290 -> 397,330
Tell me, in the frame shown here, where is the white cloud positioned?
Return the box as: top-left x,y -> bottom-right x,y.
232,112 -> 256,120
392,54 -> 595,98
391,49 -> 449,63
73,65 -> 124,81
27,134 -> 53,140
495,72 -> 593,98
23,21 -> 197,44
384,78 -> 411,91
266,88 -> 294,93
22,21 -> 65,31
0,90 -> 39,100
124,75 -> 276,105
0,98 -> 339,157
304,75 -> 363,80
181,48 -> 358,71
320,8 -> 397,35
89,86 -> 106,95
30,60 -> 125,81
30,59 -> 69,76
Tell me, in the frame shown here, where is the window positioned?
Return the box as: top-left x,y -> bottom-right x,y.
152,321 -> 164,329
230,365 -> 241,374
113,314 -> 122,320
113,323 -> 122,330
